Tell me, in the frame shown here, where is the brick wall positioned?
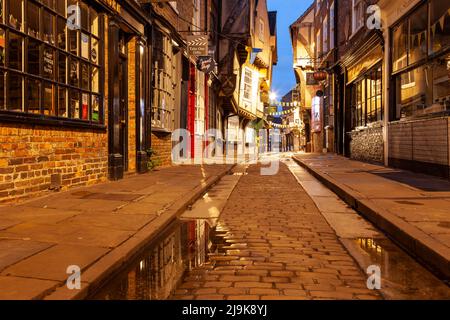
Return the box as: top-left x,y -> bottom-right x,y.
151,132 -> 172,167
350,123 -> 384,164
0,124 -> 108,203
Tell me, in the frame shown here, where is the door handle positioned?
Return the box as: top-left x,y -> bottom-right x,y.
120,120 -> 126,126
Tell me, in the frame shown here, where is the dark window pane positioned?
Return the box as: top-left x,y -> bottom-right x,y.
42,0 -> 55,10
396,65 -> 432,119
58,86 -> 67,117
8,73 -> 23,112
0,0 -> 3,23
90,8 -> 99,37
81,62 -> 89,90
28,39 -> 40,75
27,1 -> 40,39
91,66 -> 99,93
43,10 -> 55,45
92,94 -> 100,122
81,92 -> 89,120
57,17 -> 67,50
91,37 -> 99,64
69,29 -> 78,55
80,2 -> 88,30
393,22 -> 408,71
81,32 -> 89,59
56,0 -> 66,16
69,58 -> 79,86
69,89 -> 79,118
409,4 -> 428,65
0,28 -> 5,66
43,82 -> 55,115
432,53 -> 450,111
8,0 -> 22,31
430,0 -> 450,54
58,53 -> 67,83
8,33 -> 22,71
27,78 -> 41,114
0,71 -> 4,109
43,47 -> 55,79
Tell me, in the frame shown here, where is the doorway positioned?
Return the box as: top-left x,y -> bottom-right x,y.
118,45 -> 128,172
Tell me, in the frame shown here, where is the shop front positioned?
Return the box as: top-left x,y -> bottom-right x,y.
387,0 -> 450,178
0,0 -> 151,202
341,33 -> 384,163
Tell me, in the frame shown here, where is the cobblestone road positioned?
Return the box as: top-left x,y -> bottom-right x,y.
172,163 -> 381,300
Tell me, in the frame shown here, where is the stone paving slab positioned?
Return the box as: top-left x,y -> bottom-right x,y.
293,153 -> 450,280
0,164 -> 234,299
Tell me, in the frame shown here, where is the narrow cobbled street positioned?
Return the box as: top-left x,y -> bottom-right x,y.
172,163 -> 380,300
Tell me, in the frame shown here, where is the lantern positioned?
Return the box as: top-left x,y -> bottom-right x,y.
313,71 -> 327,81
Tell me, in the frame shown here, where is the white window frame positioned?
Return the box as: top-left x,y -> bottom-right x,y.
323,15 -> 328,54
352,0 -> 364,34
243,67 -> 253,101
259,19 -> 265,42
330,1 -> 335,49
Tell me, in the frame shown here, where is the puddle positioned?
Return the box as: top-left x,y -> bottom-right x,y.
91,218 -> 221,300
350,237 -> 450,299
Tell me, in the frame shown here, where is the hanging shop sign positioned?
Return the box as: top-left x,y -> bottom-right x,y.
306,73 -> 319,86
197,56 -> 216,74
313,71 -> 328,81
187,35 -> 209,57
221,74 -> 237,97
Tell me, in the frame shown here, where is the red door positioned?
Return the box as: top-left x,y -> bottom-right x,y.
187,64 -> 196,158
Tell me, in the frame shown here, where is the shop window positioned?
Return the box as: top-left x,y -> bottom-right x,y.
8,73 -> 23,112
8,0 -> 22,31
393,21 -> 408,72
243,67 -> 253,101
0,71 -> 4,109
27,78 -> 40,114
28,39 -> 40,75
409,4 -> 428,65
0,29 -> 5,66
57,18 -> 67,50
350,65 -> 383,128
392,1 -> 450,120
396,54 -> 450,119
151,28 -> 174,131
430,0 -> 450,54
0,0 -> 104,124
8,32 -> 23,71
58,86 -> 67,117
43,82 -> 55,115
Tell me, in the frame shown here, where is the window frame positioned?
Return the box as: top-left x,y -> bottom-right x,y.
390,0 -> 450,121
352,0 -> 365,35
0,0 -> 106,129
350,63 -> 383,129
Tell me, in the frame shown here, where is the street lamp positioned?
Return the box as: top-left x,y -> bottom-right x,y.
269,92 -> 277,102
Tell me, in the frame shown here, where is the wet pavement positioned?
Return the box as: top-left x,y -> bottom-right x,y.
91,158 -> 450,300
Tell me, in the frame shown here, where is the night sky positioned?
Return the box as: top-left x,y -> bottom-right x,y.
267,0 -> 313,99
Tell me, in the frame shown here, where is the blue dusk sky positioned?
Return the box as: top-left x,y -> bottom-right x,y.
267,0 -> 313,99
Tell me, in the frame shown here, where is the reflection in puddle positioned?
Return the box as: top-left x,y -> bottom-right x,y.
92,219 -> 214,300
355,238 -> 450,299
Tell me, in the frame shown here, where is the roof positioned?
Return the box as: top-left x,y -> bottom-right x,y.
289,2 -> 315,29
268,11 -> 277,36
